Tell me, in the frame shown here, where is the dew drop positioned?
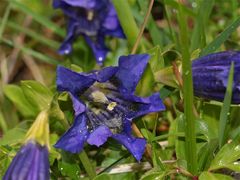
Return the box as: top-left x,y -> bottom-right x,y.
98,57 -> 103,62
64,49 -> 70,54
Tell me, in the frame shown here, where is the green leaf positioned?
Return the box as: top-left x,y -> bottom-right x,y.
190,0 -> 214,52
200,17 -> 240,56
209,137 -> 240,171
0,128 -> 26,145
140,168 -> 167,180
136,64 -> 155,97
199,172 -> 233,180
3,85 -> 38,117
58,161 -> 81,180
147,46 -> 164,73
94,174 -> 111,180
219,62 -> 234,148
20,80 -> 53,112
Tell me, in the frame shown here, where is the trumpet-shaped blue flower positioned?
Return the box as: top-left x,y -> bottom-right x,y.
3,141 -> 49,180
53,0 -> 125,64
54,54 -> 165,161
192,51 -> 240,104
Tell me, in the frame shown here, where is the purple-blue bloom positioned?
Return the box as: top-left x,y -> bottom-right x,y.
3,141 -> 49,180
54,54 -> 165,161
192,51 -> 240,104
53,0 -> 125,64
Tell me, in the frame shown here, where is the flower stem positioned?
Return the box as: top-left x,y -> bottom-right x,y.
177,1 -> 198,175
79,150 -> 96,179
112,0 -> 139,49
131,0 -> 154,54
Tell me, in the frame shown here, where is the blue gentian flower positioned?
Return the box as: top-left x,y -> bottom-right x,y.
3,141 -> 49,180
54,54 -> 165,161
53,0 -> 125,64
192,51 -> 240,104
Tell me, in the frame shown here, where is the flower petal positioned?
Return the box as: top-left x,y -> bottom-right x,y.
124,93 -> 166,119
87,125 -> 112,147
57,66 -> 95,94
54,114 -> 89,153
112,133 -> 146,162
94,66 -> 118,82
115,54 -> 150,94
101,4 -> 125,38
70,94 -> 86,116
84,35 -> 108,64
58,20 -> 79,55
3,141 -> 49,180
110,119 -> 146,161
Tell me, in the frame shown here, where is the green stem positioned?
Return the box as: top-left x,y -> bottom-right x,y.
112,0 -> 139,49
79,150 -> 96,179
177,3 -> 198,175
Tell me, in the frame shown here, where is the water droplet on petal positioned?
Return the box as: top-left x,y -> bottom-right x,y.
98,57 -> 103,62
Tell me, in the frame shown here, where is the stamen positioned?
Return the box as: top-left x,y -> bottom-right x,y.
87,10 -> 94,21
107,102 -> 117,111
91,91 -> 109,104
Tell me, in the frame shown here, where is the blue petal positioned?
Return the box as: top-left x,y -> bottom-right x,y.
60,0 -> 97,9
58,20 -> 79,55
3,141 -> 49,180
101,4 -> 125,38
192,51 -> 240,104
84,35 -> 108,64
87,125 -> 112,147
124,93 -> 166,119
57,66 -> 95,94
70,94 -> 86,116
111,119 -> 146,161
115,54 -> 150,94
94,66 -> 118,82
54,114 -> 89,153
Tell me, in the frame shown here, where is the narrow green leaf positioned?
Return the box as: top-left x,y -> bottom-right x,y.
0,18 -> 60,49
0,4 -> 11,40
210,137 -> 240,171
219,62 -> 234,148
3,85 -> 38,117
177,2 -> 197,175
200,17 -> 240,56
10,0 -> 65,37
20,80 -> 53,112
190,0 -> 214,52
0,128 -> 26,145
2,38 -> 59,65
0,112 -> 8,133
199,172 -> 233,180
112,0 -> 139,48
79,150 -> 96,179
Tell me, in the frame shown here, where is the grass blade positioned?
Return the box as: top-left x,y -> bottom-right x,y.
0,4 -> 11,40
2,38 -> 60,65
0,18 -> 60,49
200,17 -> 240,56
190,0 -> 215,52
219,62 -> 234,148
10,0 -> 65,37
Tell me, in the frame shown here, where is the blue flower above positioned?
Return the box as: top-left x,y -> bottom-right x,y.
53,0 -> 125,64
54,54 -> 165,161
3,141 -> 49,180
192,51 -> 240,104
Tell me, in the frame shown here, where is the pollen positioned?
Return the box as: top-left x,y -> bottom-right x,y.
107,102 -> 117,111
